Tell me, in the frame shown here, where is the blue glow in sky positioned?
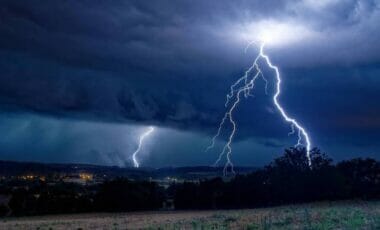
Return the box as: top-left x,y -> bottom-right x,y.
0,0 -> 379,166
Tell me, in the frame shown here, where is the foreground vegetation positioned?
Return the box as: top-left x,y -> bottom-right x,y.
0,201 -> 379,229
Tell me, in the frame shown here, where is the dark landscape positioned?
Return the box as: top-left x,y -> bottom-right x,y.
1,0 -> 380,229
0,148 -> 379,222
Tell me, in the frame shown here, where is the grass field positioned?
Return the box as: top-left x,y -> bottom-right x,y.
0,201 -> 379,229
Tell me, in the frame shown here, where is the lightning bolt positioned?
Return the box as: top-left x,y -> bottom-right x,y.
132,126 -> 155,168
207,42 -> 312,175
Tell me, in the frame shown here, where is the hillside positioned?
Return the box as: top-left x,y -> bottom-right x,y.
1,201 -> 379,229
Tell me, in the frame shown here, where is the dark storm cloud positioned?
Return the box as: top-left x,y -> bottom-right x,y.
0,0 -> 379,146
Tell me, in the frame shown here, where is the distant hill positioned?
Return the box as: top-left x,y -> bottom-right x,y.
0,160 -> 257,180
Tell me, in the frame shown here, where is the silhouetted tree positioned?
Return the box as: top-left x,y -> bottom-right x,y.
337,158 -> 380,199
173,147 -> 378,209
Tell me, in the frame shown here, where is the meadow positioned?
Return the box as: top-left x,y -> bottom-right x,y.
0,201 -> 379,229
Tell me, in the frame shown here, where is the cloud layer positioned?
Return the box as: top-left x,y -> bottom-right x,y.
0,0 -> 379,165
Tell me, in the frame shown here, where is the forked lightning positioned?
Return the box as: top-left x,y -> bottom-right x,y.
207,42 -> 312,175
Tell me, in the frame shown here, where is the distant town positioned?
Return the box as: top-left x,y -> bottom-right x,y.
0,160 -> 257,216
0,160 -> 257,184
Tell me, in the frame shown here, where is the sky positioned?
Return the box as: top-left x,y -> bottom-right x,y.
0,0 -> 379,168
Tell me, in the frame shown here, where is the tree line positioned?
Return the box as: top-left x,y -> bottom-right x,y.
173,148 -> 380,209
1,179 -> 164,216
0,147 -> 379,216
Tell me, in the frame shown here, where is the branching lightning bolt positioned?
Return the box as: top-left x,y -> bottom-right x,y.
132,126 -> 155,168
207,42 -> 312,175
